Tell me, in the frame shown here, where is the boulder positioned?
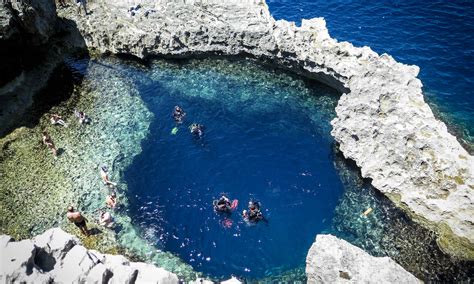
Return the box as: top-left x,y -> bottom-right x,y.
53,244 -> 97,283
306,235 -> 420,283
103,254 -> 138,284
130,262 -> 179,283
33,227 -> 79,261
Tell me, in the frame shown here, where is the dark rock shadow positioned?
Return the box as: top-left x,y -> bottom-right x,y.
88,227 -> 102,236
0,16 -> 89,138
34,248 -> 56,272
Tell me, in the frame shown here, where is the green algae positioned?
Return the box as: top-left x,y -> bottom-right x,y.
0,56 -> 197,279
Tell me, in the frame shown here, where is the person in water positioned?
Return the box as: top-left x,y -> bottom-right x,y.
105,192 -> 118,208
42,131 -> 57,157
50,114 -> 67,127
74,109 -> 89,125
172,106 -> 186,124
67,206 -> 89,236
189,123 -> 204,138
99,210 -> 114,228
100,166 -> 117,187
243,201 -> 264,223
214,196 -> 232,212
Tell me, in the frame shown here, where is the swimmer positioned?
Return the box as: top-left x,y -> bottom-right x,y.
172,106 -> 186,124
50,114 -> 67,127
214,196 -> 231,212
66,206 -> 89,236
74,109 -> 89,125
189,123 -> 204,138
105,192 -> 118,208
99,210 -> 114,228
42,131 -> 57,157
100,166 -> 117,187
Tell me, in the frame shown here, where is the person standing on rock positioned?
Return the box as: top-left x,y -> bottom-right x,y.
67,206 -> 89,236
42,131 -> 58,157
76,0 -> 87,16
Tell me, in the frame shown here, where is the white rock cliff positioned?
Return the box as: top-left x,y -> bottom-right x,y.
306,234 -> 420,283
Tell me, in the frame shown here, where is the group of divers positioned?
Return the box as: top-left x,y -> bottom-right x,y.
43,106 -> 264,237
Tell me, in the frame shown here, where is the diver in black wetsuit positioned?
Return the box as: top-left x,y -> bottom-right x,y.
189,123 -> 204,138
243,201 -> 264,223
214,196 -> 232,212
172,106 -> 186,124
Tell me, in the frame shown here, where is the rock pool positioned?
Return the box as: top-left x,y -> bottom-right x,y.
0,56 -> 471,281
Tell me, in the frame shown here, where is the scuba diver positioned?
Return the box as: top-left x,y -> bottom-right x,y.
214,196 -> 232,212
172,106 -> 186,124
243,200 -> 264,223
189,123 -> 204,138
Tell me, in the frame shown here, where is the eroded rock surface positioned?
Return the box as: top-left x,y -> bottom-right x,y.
306,234 -> 421,284
0,228 -> 179,283
57,0 -> 473,259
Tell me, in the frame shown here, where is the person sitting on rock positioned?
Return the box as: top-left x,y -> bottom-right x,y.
172,106 -> 186,124
189,123 -> 204,138
50,114 -> 67,127
42,131 -> 58,157
67,206 -> 89,236
74,109 -> 89,125
105,192 -> 118,208
100,166 -> 117,187
99,210 -> 114,228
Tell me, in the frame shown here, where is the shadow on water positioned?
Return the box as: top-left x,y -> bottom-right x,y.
331,145 -> 474,282
0,18 -> 90,138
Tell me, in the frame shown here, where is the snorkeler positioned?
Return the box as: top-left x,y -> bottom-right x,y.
189,123 -> 204,138
74,109 -> 89,125
50,114 -> 67,127
105,192 -> 118,208
214,196 -> 232,212
42,131 -> 58,157
172,106 -> 186,124
100,166 -> 117,187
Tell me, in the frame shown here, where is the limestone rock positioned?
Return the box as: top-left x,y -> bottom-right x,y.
103,254 -> 138,283
33,227 -> 79,261
221,276 -> 243,284
56,0 -> 473,259
130,262 -> 179,283
0,229 -> 181,284
53,244 -> 97,283
306,235 -> 421,284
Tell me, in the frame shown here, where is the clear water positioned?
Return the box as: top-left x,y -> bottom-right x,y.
124,58 -> 342,279
268,0 -> 474,152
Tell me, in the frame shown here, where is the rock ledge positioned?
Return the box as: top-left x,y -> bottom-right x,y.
306,234 -> 421,283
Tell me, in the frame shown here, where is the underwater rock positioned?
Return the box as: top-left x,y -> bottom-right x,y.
56,0 -> 474,259
306,234 -> 420,284
0,228 -> 180,283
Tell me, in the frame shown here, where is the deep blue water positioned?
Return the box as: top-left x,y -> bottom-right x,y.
124,59 -> 342,279
268,0 -> 474,150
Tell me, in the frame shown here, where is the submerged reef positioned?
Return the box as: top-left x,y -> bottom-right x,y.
56,0 -> 473,260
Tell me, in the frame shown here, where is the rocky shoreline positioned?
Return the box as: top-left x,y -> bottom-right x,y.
0,0 -> 473,281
